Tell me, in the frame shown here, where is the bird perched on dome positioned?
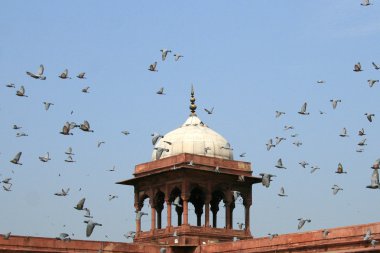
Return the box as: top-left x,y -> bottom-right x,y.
335,163 -> 347,174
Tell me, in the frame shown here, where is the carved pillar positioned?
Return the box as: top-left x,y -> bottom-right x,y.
176,205 -> 183,226
230,202 -> 235,229
150,198 -> 156,231
210,201 -> 219,228
183,197 -> 189,225
156,206 -> 163,229
195,205 -> 203,226
135,205 -> 142,233
204,200 -> 210,227
166,199 -> 172,228
224,194 -> 233,229
244,196 -> 252,233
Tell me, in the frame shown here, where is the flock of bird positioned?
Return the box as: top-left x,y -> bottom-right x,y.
1,1 -> 379,247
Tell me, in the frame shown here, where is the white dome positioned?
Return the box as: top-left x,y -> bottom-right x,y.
152,115 -> 233,161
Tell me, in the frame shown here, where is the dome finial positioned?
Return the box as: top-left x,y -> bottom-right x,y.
189,84 -> 197,115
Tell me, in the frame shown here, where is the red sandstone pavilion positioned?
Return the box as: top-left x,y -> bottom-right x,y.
0,89 -> 379,252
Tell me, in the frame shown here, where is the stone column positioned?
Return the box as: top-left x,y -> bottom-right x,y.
205,201 -> 210,227
183,197 -> 189,225
151,206 -> 156,231
244,196 -> 252,233
166,200 -> 172,228
176,205 -> 183,226
225,202 -> 231,229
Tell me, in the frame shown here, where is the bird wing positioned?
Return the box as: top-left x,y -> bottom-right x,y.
371,170 -> 379,186
84,120 -> 90,129
14,152 -> 22,162
77,198 -> 86,209
38,64 -> 44,75
301,102 -> 307,113
20,86 -> 25,94
86,222 -> 95,237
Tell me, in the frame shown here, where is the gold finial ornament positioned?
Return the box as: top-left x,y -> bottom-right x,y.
189,84 -> 197,115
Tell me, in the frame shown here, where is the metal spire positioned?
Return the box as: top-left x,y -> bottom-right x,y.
189,84 -> 197,116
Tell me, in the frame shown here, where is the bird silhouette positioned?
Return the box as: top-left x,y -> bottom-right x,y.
160,49 -> 172,61
84,220 -> 102,237
353,62 -> 362,71
58,69 -> 71,79
298,102 -> 310,115
10,152 -> 22,165
26,64 -> 46,80
16,85 -> 28,97
148,62 -> 158,72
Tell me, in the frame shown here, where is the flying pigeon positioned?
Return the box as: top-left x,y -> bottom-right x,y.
339,127 -> 349,137
266,139 -> 275,151
368,80 -> 379,87
335,163 -> 347,174
160,49 -> 172,61
43,102 -> 54,111
260,173 -> 275,188
156,87 -> 166,95
59,69 -> 71,79
331,184 -> 343,195
77,72 -> 86,79
84,220 -> 102,237
173,54 -> 183,61
330,99 -> 341,109
275,158 -> 286,169
364,113 -> 375,122
204,107 -> 214,114
135,211 -> 148,220
366,169 -> 379,189
55,188 -> 70,196
10,152 -> 22,165
278,187 -> 288,197
353,62 -> 362,71
26,64 -> 46,80
298,102 -> 310,115
154,147 -> 169,160
148,62 -> 158,72
38,152 -> 51,162
16,85 -> 28,97
74,198 -> 86,210
275,111 -> 285,118
297,218 -> 311,230
80,120 -> 94,132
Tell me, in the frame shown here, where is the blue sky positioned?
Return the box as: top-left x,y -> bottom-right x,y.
0,0 -> 379,242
